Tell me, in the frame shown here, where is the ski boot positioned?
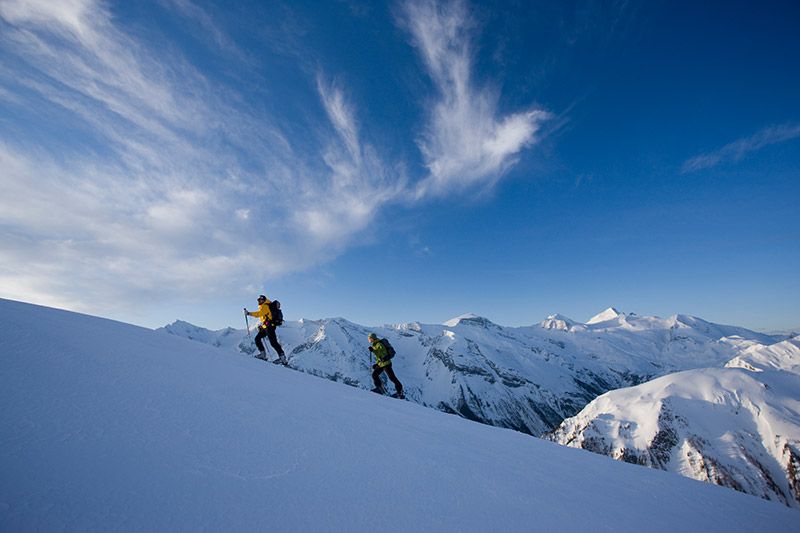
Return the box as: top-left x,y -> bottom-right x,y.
371,386 -> 386,395
255,351 -> 268,361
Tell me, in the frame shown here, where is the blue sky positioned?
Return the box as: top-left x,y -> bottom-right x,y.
1,0 -> 798,331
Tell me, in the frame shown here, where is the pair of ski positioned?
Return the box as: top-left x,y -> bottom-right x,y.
371,388 -> 405,400
255,354 -> 289,367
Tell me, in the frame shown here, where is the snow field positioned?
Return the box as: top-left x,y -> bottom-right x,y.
1,299 -> 797,531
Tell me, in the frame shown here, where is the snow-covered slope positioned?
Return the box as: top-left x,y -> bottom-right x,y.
1,298 -> 797,530
161,309 -> 775,437
726,336 -> 800,374
550,338 -> 800,508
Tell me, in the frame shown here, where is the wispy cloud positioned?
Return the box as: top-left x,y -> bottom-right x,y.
317,75 -> 362,163
294,75 -> 405,247
0,0 -> 549,320
0,0 -> 401,315
159,0 -> 252,63
681,123 -> 800,173
399,0 -> 551,198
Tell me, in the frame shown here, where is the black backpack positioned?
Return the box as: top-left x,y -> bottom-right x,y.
269,300 -> 284,326
380,338 -> 396,360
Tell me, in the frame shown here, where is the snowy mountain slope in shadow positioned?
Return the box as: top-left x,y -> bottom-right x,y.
1,297 -> 798,530
161,309 -> 776,437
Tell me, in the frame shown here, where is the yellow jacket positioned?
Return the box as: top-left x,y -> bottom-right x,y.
248,300 -> 272,327
371,339 -> 392,368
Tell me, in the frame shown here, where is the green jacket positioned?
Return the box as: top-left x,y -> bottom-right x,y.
371,339 -> 391,367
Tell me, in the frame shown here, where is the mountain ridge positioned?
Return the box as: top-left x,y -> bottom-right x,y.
158,307 -> 800,506
161,308 -> 776,437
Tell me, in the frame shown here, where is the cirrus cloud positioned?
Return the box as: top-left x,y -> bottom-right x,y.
0,0 -> 404,315
0,0 -> 550,321
399,0 -> 551,198
681,123 -> 800,173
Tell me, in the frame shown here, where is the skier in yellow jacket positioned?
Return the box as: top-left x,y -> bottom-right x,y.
245,295 -> 287,365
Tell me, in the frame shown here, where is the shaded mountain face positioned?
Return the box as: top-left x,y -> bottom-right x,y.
549,339 -> 800,508
160,310 -> 775,438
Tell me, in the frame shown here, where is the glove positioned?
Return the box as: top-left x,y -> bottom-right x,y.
372,363 -> 379,370
244,308 -> 248,313
368,346 -> 374,352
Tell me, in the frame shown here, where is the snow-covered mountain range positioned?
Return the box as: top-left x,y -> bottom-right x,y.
2,297 -> 797,530
161,308 -> 776,438
550,337 -> 800,508
159,307 -> 800,508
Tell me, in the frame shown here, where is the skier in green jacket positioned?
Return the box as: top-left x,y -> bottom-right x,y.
368,333 -> 404,399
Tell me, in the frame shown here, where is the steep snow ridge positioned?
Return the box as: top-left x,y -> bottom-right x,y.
161,308 -> 776,439
586,306 -> 624,324
550,340 -> 800,508
2,297 -> 798,530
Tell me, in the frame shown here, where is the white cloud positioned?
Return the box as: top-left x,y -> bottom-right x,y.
317,76 -> 362,162
0,0 -> 98,42
0,0 -> 550,322
681,123 -> 800,173
159,0 -> 249,61
400,0 -> 551,198
0,1 -> 403,317
292,76 -> 406,246
0,143 -> 271,310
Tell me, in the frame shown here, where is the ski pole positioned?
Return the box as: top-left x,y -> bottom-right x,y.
244,308 -> 251,336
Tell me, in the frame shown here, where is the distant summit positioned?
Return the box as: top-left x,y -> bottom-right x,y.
158,320 -> 238,348
443,313 -> 496,328
586,307 -> 624,325
444,313 -> 479,327
539,314 -> 579,331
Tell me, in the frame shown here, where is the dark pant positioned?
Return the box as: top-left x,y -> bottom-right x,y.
372,363 -> 402,393
255,324 -> 284,356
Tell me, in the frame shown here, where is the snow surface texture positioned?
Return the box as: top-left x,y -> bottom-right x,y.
1,298 -> 797,531
162,308 -> 775,440
550,338 -> 800,508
